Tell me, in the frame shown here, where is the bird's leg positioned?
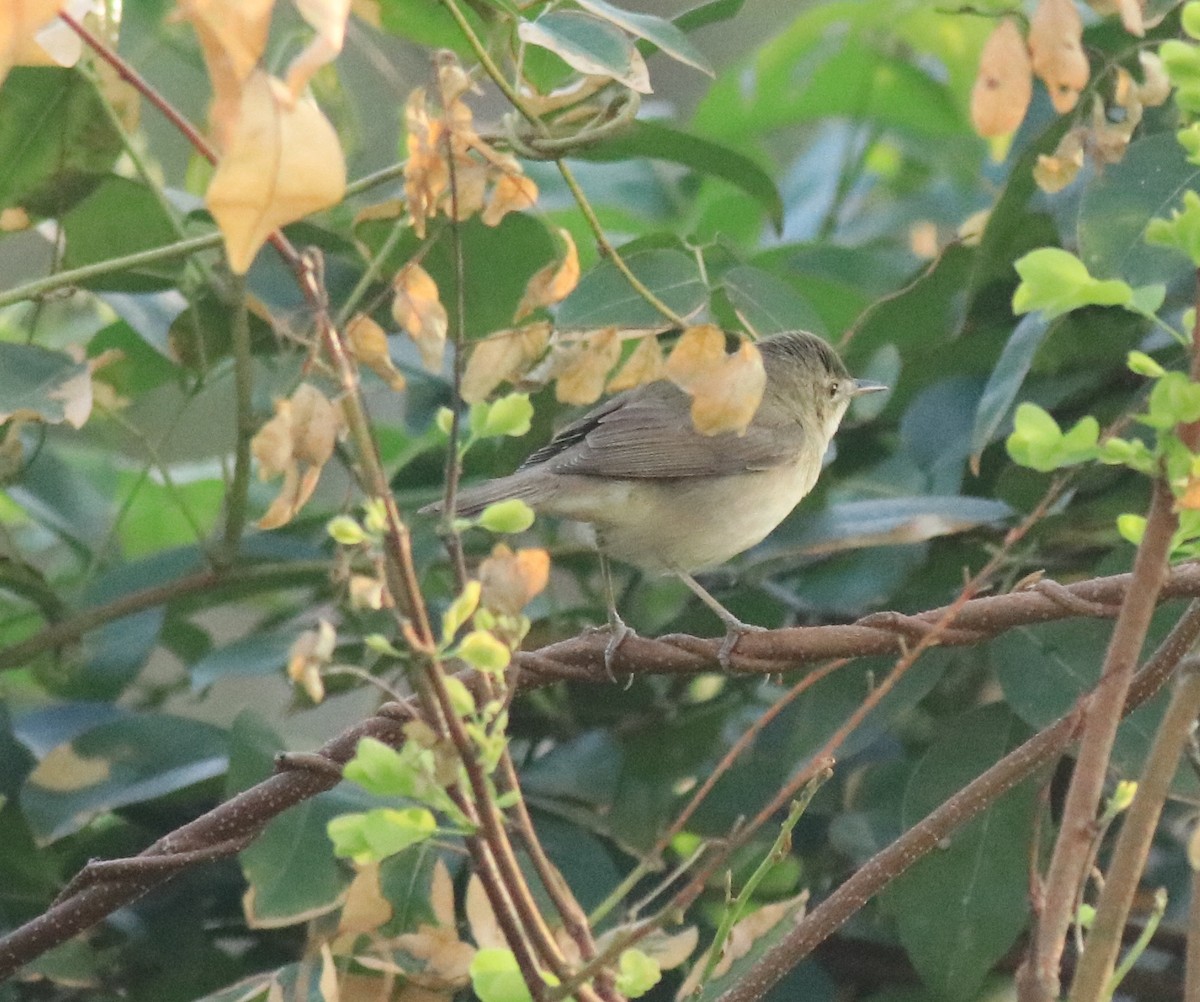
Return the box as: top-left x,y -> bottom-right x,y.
675,571 -> 766,670
600,551 -> 636,680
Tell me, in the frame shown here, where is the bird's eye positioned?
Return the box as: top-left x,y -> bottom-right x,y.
828,381 -> 840,398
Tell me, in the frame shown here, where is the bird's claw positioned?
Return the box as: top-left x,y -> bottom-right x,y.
604,617 -> 637,683
718,621 -> 767,670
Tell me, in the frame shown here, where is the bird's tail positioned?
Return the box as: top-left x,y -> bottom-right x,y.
418,472 -> 543,519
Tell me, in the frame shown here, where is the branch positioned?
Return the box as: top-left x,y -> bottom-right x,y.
714,599 -> 1200,1002
0,705 -> 414,981
514,564 -> 1200,681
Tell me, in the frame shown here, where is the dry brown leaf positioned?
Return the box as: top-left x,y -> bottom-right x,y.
448,155 -> 490,220
206,70 -> 347,273
665,325 -> 766,436
479,544 -> 551,615
970,19 -> 1032,137
392,263 -> 448,372
429,858 -> 455,927
515,229 -> 580,321
286,619 -> 335,703
1033,127 -> 1085,193
176,0 -> 275,146
1138,51 -> 1170,107
481,172 -> 538,227
404,89 -> 447,237
290,382 -> 341,465
553,328 -> 622,405
0,0 -> 66,87
346,313 -> 405,391
338,862 -> 393,936
460,322 -> 551,403
252,383 -> 342,528
465,874 -> 504,949
348,573 -> 391,610
607,334 -> 666,392
1029,0 -> 1090,114
390,863 -> 475,987
286,0 -> 350,97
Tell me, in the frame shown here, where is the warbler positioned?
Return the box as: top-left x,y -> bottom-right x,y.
427,330 -> 884,668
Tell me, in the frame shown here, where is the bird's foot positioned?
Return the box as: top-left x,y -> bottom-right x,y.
603,616 -> 637,683
717,619 -> 768,671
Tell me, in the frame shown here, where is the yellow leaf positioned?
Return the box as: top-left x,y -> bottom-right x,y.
479,543 -> 551,616
1029,0 -> 1090,114
970,19 -> 1032,137
27,743 -> 110,792
346,313 -> 405,390
286,619 -> 336,702
285,0 -> 350,97
392,263 -> 448,371
481,172 -> 538,227
461,322 -> 551,403
465,874 -> 505,949
665,325 -> 766,436
553,328 -> 622,405
606,334 -> 665,392
176,0 -> 275,145
338,861 -> 393,936
253,384 -> 341,528
0,0 -> 64,87
514,229 -> 579,320
206,70 -> 347,274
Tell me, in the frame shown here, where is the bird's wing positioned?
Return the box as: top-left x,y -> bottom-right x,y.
519,380 -> 798,480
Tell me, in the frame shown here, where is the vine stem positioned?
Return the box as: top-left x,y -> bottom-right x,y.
221,274 -> 254,559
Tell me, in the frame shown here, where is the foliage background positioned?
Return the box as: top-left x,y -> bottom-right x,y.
1,1 -> 1197,1001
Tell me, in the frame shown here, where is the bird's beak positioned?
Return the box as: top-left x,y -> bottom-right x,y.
852,380 -> 888,396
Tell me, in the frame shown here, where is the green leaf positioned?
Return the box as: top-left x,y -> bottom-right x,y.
327,807 -> 437,863
672,0 -> 746,34
970,314 -> 1052,463
718,265 -> 827,335
575,0 -> 713,75
572,121 -> 783,230
1118,513 -> 1147,544
60,176 -> 185,291
1127,351 -> 1166,378
557,248 -> 707,327
1006,403 -> 1099,473
1012,248 -> 1135,320
0,344 -> 92,428
327,515 -> 366,545
517,12 -> 648,92
616,949 -> 662,998
377,0 -> 485,57
457,630 -> 512,673
1079,132 -> 1200,290
443,676 -> 477,717
1144,371 -> 1200,428
342,736 -> 411,797
21,714 -> 228,843
0,68 -> 123,215
470,948 -> 534,1002
881,704 -> 1036,1002
479,393 -> 534,438
1146,190 -> 1200,266
228,713 -> 360,925
443,581 -> 482,645
478,499 -> 536,534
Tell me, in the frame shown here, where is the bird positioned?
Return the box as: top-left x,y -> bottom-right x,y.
425,329 -> 884,669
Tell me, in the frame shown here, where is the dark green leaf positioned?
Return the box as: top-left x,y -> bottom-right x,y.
882,704 -> 1036,1002
575,0 -> 713,75
0,68 -> 123,215
574,121 -> 783,230
518,12 -> 645,91
719,265 -> 827,336
21,713 -> 228,843
0,344 -> 91,428
672,0 -> 747,34
969,313 -> 1053,464
556,248 -> 707,327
